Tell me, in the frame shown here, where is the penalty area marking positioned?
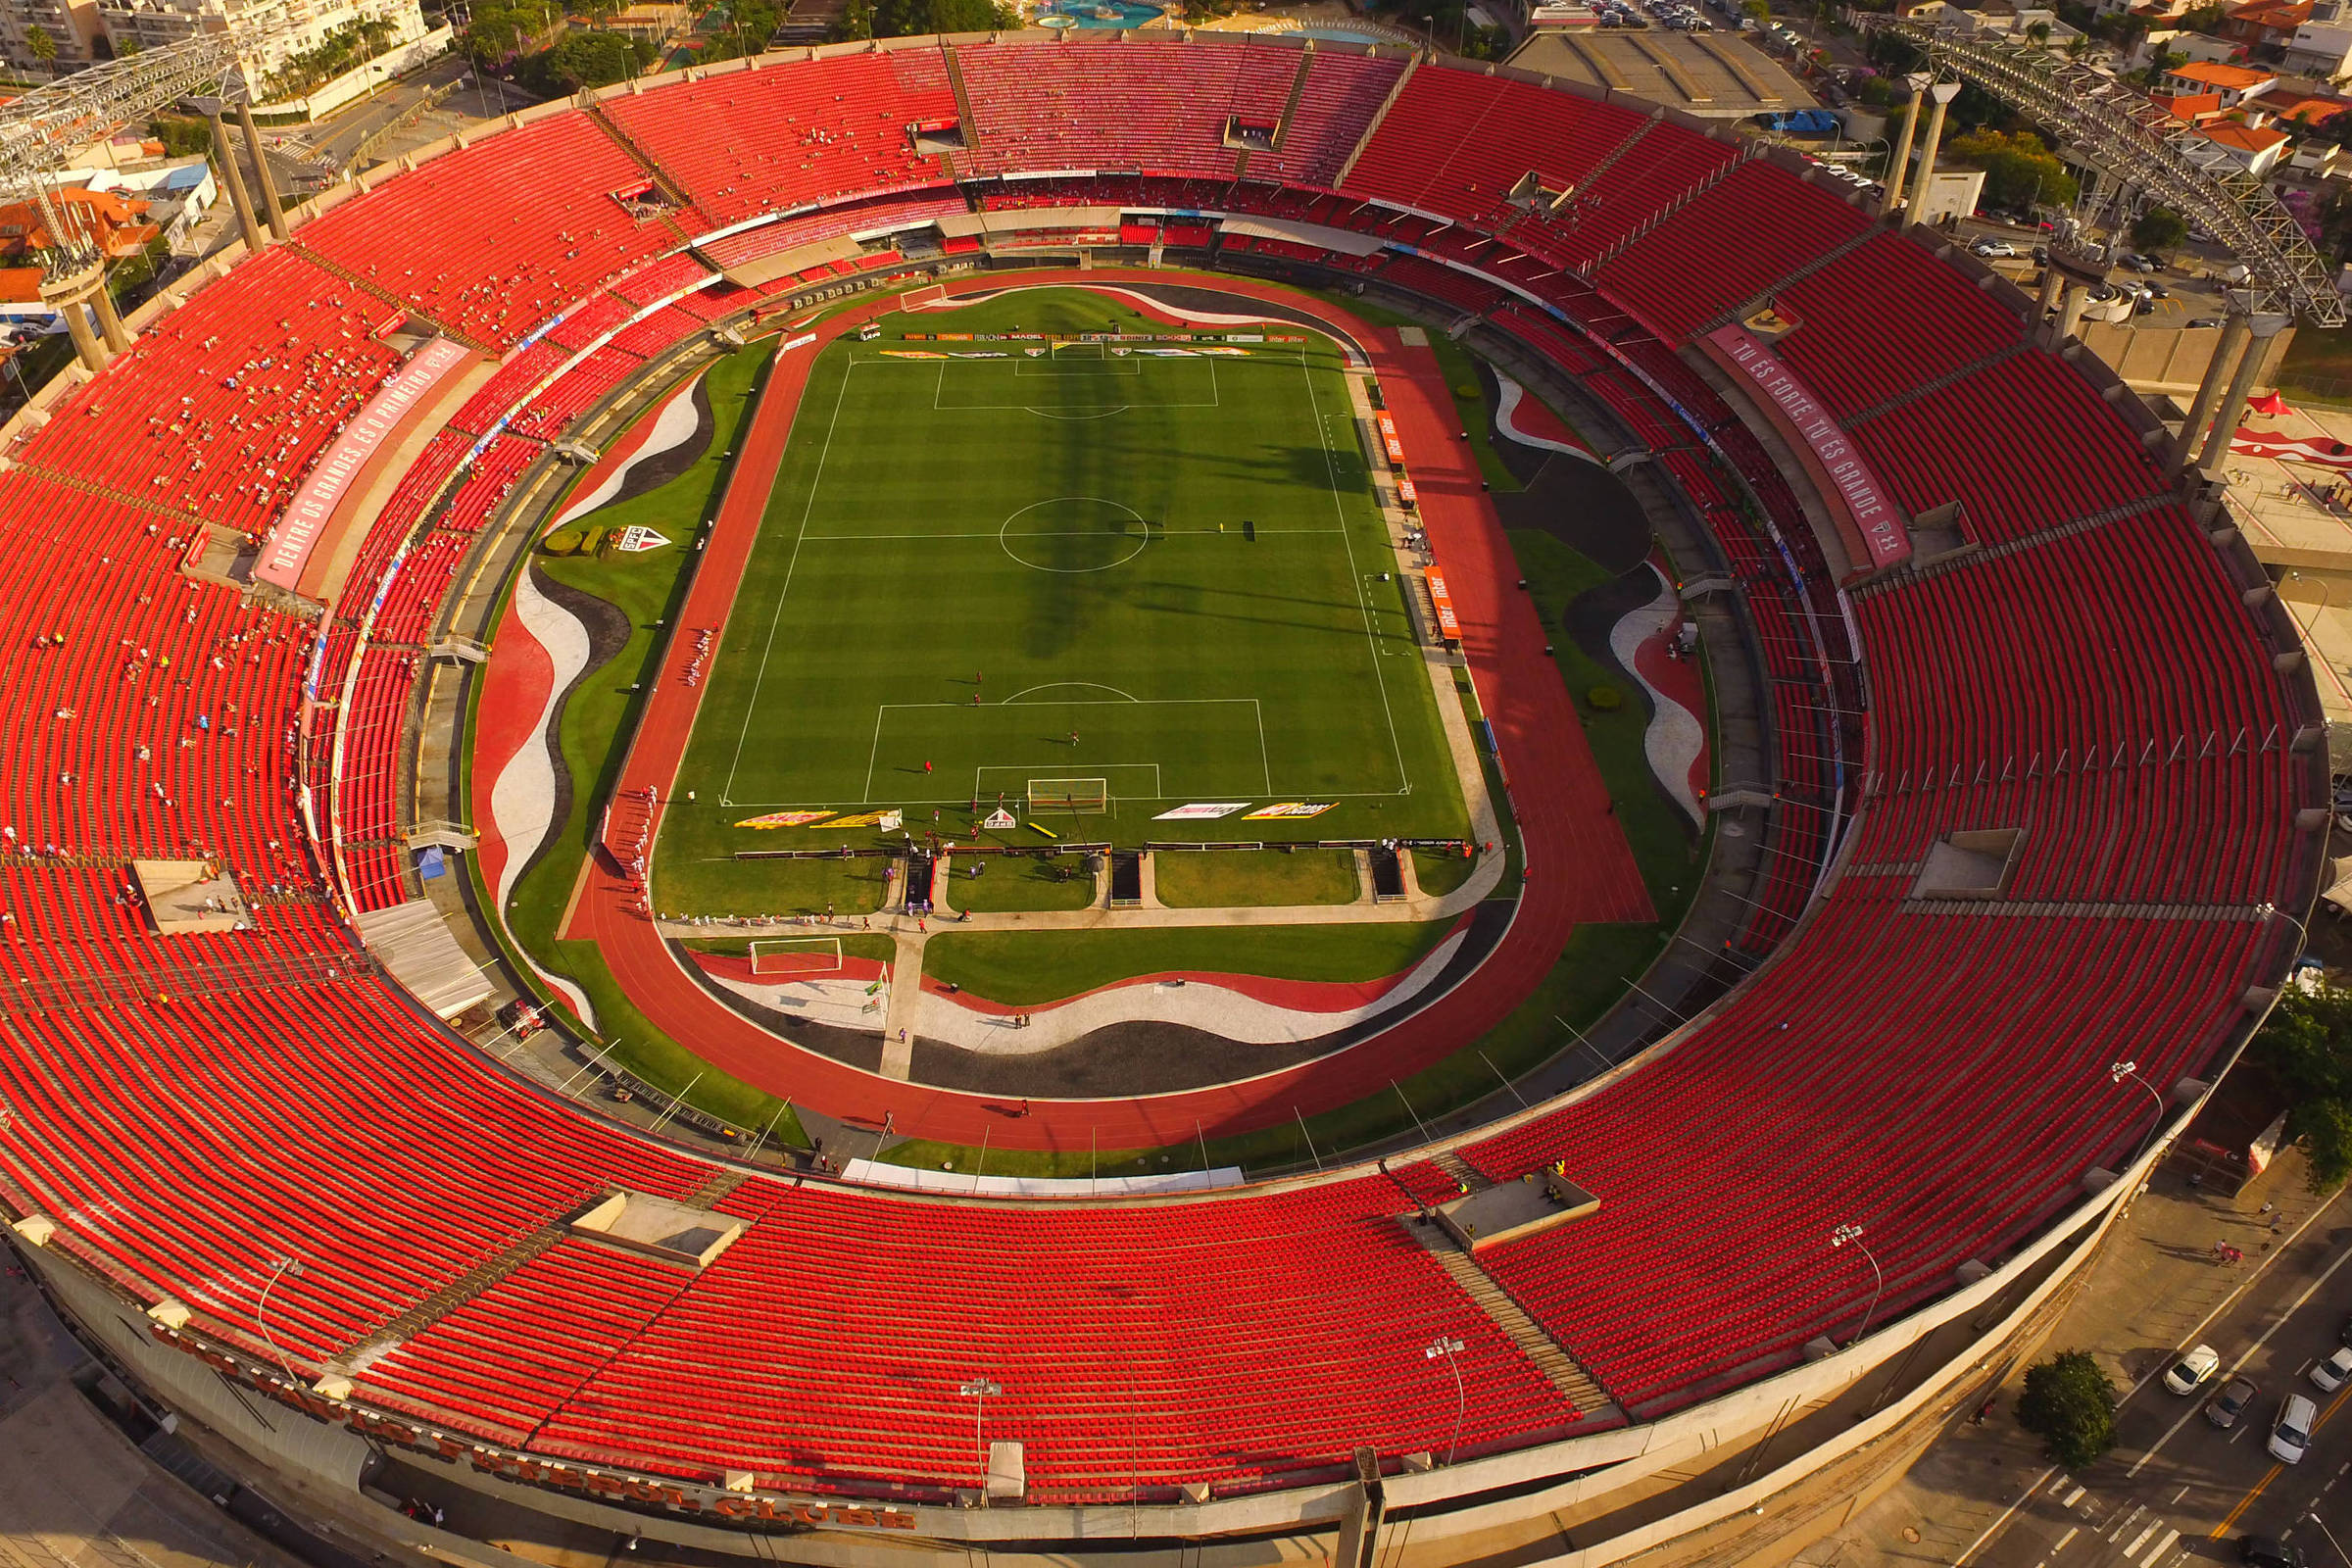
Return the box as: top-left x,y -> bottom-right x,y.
860,696 -> 1274,801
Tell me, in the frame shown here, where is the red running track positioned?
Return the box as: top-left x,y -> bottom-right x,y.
561,271 -> 1650,1149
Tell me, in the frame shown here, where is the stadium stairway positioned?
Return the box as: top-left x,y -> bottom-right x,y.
1270,48 -> 1315,154
583,101 -> 706,224
1844,339 -> 2036,428
341,1214 -> 578,1367
288,242 -> 485,355
1403,1214 -> 1615,1417
944,47 -> 981,149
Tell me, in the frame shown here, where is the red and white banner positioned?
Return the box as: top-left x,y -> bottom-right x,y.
1377,413 -> 1406,464
256,337 -> 471,593
1703,324 -> 1909,570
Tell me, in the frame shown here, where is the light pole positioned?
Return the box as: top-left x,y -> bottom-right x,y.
957,1376 -> 1001,1494
2289,570 -> 2335,638
1425,1335 -> 1466,1465
2304,1510 -> 2349,1567
2110,1059 -> 2168,1162
256,1254 -> 305,1384
2256,901 -> 2309,964
1830,1225 -> 1882,1347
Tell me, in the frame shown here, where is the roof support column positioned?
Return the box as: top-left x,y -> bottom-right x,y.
208,108 -> 267,253
1906,81 -> 1963,232
235,99 -> 289,242
2167,309 -> 2250,474
2196,312 -> 2288,474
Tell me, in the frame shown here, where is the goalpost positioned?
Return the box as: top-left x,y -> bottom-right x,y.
1028,777 -> 1110,813
748,936 -> 845,977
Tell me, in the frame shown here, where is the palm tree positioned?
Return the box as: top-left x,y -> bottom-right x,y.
25,24 -> 58,69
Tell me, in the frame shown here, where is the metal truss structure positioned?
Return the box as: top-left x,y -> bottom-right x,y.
0,28 -> 251,273
1853,14 -> 2344,327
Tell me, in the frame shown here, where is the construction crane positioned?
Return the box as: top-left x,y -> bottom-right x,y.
1852,13 -> 2345,327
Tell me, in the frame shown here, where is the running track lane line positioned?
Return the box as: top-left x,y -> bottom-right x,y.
561,270 -> 1648,1149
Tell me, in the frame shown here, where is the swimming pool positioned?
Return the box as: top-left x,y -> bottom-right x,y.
1034,0 -> 1166,25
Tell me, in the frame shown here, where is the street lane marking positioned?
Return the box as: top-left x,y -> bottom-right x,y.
2055,1526 -> 2080,1552
2061,1485 -> 2086,1508
2212,1367 -> 2352,1537
2124,1523 -> 2157,1557
2143,1526 -> 2180,1564
2170,1486 -> 2189,1503
1952,1191 -> 2348,1568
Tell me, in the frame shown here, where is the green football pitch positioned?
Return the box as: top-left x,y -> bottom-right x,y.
658,288 -> 1470,868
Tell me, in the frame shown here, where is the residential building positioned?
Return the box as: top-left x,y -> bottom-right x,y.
0,0 -> 106,72
2284,0 -> 2352,74
2192,110 -> 2294,169
2221,0 -> 2312,43
92,0 -> 429,102
2162,58 -> 2280,101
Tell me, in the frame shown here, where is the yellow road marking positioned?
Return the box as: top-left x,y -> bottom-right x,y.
2208,1376 -> 2352,1538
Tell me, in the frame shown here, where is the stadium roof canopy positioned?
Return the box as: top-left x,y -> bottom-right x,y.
1505,30 -> 1818,118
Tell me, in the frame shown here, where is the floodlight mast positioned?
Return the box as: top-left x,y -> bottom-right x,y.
1851,13 -> 2345,328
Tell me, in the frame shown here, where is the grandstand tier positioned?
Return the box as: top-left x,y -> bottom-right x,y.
0,31 -> 2319,1560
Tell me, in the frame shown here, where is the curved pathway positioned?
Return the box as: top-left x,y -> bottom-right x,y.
561,270 -> 1650,1150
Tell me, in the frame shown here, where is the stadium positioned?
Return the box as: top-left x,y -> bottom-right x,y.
0,24 -> 2328,1568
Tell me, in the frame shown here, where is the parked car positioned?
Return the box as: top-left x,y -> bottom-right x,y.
2269,1394 -> 2317,1464
1971,239 -> 2018,258
2187,317 -> 2224,328
2240,1537 -> 2307,1568
2206,1375 -> 2258,1428
2164,1344 -> 2221,1395
2313,1345 -> 2352,1393
2119,252 -> 2158,272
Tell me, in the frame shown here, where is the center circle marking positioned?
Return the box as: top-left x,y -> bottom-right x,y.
999,496 -> 1152,573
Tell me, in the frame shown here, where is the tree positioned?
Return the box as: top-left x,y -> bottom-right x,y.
2026,18 -> 2051,43
2250,978 -> 2352,1189
523,26 -> 644,88
2016,1351 -> 2119,1468
831,0 -> 873,38
2131,206 -> 2188,255
24,24 -> 56,67
2180,1 -> 2226,27
150,114 -> 213,158
579,0 -> 623,27
1945,126 -> 2080,211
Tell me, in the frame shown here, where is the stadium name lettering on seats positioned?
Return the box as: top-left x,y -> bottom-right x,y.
144,1324 -> 918,1527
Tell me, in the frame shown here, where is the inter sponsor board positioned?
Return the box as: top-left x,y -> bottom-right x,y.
881,350 -> 949,361
1152,802 -> 1252,820
257,336 -> 471,593
736,809 -> 834,829
1425,567 -> 1460,641
827,808 -> 906,830
1243,802 -> 1335,820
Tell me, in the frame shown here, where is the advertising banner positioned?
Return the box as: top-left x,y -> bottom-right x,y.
1243,802 -> 1335,820
1425,568 -> 1460,641
736,809 -> 836,829
1152,802 -> 1252,820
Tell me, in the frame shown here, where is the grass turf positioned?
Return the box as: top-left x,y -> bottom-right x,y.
655,288 -> 1469,913
1151,847 -> 1359,906
921,919 -> 1457,1006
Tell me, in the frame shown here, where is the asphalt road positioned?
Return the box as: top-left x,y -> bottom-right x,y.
1963,1213 -> 2352,1568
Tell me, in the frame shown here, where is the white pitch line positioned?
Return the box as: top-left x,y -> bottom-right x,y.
723,349 -> 858,802
1298,352 -> 1409,795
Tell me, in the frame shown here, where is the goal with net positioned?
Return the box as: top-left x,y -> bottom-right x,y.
748,936 -> 845,977
1028,777 -> 1109,813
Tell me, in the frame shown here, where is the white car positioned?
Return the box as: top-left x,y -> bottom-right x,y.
2270,1394 -> 2317,1464
2164,1345 -> 2221,1395
1971,239 -> 2017,259
2313,1346 -> 2352,1393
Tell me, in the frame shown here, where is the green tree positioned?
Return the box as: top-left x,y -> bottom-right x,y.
2131,206 -> 2187,255
24,24 -> 57,66
832,0 -> 873,38
579,0 -> 623,26
150,114 -> 213,158
1945,126 -> 2080,211
524,26 -> 644,87
2026,18 -> 2051,43
2250,978 -> 2352,1188
2016,1351 -> 2119,1468
2180,1 -> 2225,27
